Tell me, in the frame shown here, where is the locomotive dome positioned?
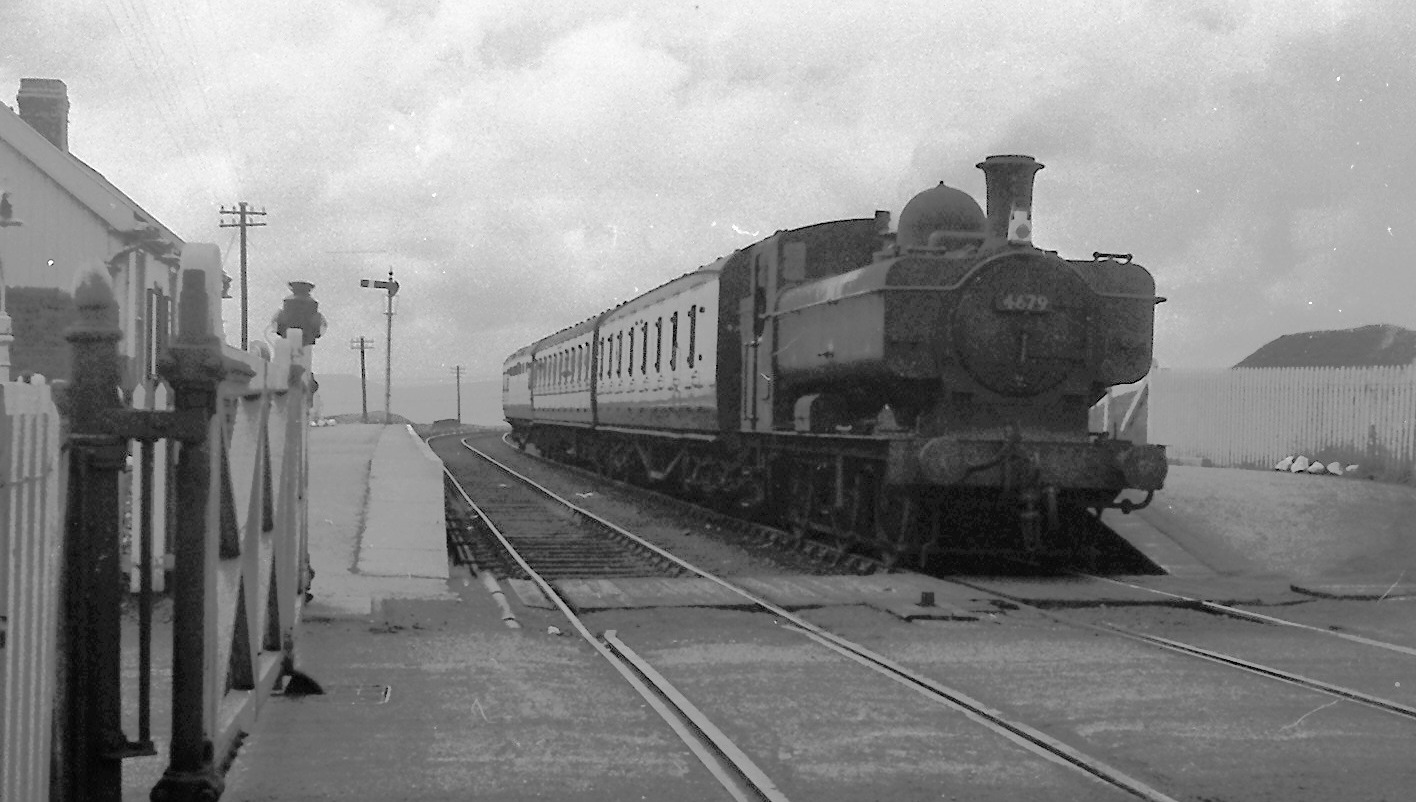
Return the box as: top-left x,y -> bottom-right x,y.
896,182 -> 985,249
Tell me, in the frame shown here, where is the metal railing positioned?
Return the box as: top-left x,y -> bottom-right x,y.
0,258 -> 320,800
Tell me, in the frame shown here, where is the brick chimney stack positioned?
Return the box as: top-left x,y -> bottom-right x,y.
17,78 -> 69,152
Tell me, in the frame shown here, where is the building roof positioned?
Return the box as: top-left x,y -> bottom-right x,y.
1234,324 -> 1416,368
0,99 -> 182,248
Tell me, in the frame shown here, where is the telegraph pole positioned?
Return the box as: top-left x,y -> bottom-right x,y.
449,364 -> 462,423
359,269 -> 399,422
349,337 -> 376,423
219,201 -> 267,349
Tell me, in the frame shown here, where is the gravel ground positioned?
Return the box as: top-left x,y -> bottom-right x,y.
1137,465 -> 1416,579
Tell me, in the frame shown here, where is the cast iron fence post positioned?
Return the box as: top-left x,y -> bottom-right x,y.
150,270 -> 227,802
55,269 -> 129,801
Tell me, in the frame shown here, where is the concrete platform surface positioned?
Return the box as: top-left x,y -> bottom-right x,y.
221,426 -> 729,802
300,424 -> 454,619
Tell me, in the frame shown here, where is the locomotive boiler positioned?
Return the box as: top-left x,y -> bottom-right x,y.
504,154 -> 1166,567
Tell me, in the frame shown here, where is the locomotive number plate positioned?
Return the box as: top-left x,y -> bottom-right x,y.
996,292 -> 1050,313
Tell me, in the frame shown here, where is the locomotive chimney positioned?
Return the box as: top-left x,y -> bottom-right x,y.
977,154 -> 1043,247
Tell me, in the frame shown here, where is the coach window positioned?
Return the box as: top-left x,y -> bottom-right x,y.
654,317 -> 663,372
629,328 -> 636,376
616,331 -> 623,376
688,305 -> 699,366
670,311 -> 680,370
640,321 -> 649,374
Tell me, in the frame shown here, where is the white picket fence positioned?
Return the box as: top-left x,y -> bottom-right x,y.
1149,366 -> 1416,479
0,377 -> 64,802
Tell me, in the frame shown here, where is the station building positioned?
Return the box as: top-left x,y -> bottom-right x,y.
0,77 -> 186,387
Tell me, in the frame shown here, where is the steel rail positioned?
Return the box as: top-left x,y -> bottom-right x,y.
496,430 -> 885,574
941,575 -> 1416,725
602,631 -> 790,802
441,452 -> 786,802
1092,623 -> 1416,721
460,438 -> 1182,802
1085,574 -> 1416,658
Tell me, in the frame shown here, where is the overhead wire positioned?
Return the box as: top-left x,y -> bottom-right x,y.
168,0 -> 244,197
102,0 -> 227,209
125,0 -> 228,201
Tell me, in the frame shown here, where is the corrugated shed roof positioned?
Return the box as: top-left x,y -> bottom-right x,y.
1234,324 -> 1416,368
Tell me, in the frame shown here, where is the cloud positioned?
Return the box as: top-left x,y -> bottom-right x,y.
3,0 -> 1413,386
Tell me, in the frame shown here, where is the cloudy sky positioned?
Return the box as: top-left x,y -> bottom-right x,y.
3,0 -> 1412,385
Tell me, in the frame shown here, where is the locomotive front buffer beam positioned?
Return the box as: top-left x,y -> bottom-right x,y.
890,434 -> 1167,504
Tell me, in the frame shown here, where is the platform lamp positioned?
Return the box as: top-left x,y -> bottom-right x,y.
359,269 -> 399,422
0,189 -> 22,381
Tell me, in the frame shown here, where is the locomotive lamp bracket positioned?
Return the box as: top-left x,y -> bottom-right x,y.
1092,252 -> 1133,263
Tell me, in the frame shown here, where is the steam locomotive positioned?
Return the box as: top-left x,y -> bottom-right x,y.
503,155 -> 1166,566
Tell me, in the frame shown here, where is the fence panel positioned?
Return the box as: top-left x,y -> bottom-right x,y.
44,259 -> 319,801
1150,366 -> 1416,481
0,377 -> 63,802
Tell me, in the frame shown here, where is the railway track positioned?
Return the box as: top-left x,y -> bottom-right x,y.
493,435 -> 891,575
439,434 -> 1182,802
436,430 -> 1416,800
443,455 -> 687,580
